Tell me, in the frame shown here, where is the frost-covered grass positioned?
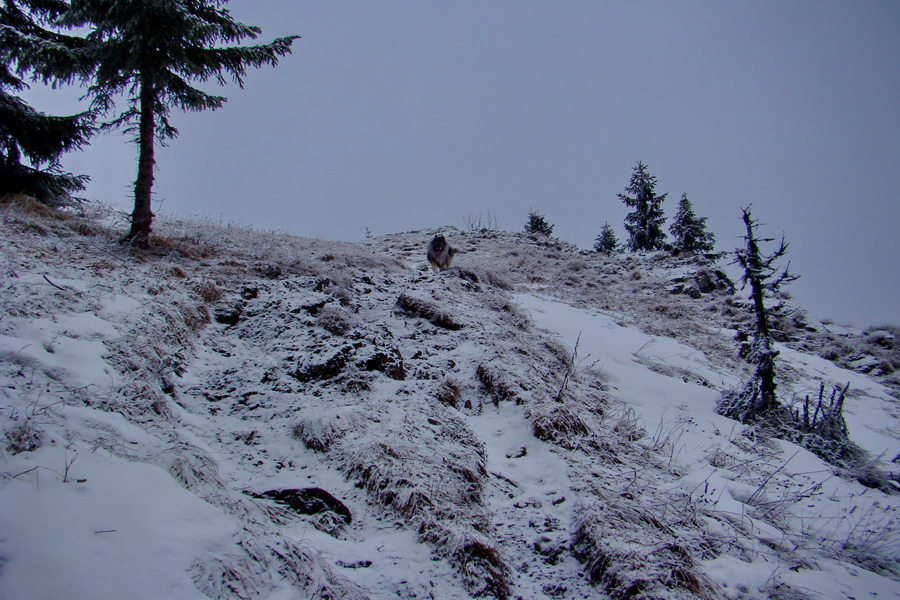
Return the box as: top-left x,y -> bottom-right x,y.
1,198 -> 898,600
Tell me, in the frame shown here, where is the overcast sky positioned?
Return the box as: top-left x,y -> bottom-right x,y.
23,1 -> 900,327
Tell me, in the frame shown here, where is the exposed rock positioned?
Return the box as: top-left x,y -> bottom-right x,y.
292,344 -> 358,382
250,488 -> 352,524
213,300 -> 244,325
257,263 -> 282,279
695,269 -> 733,294
357,348 -> 406,381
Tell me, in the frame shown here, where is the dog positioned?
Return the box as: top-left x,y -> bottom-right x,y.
426,234 -> 456,273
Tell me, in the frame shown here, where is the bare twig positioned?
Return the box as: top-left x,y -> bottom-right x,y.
554,331 -> 581,402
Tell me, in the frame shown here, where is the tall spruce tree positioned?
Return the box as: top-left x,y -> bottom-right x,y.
63,0 -> 298,245
619,160 -> 667,251
717,206 -> 798,423
593,221 -> 618,254
669,193 -> 715,253
0,0 -> 94,203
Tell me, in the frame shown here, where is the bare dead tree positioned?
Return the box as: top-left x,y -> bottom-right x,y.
718,206 -> 797,422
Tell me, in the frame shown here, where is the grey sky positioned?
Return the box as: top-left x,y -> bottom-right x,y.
23,1 -> 900,326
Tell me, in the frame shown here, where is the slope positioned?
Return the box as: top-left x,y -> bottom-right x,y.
0,198 -> 897,600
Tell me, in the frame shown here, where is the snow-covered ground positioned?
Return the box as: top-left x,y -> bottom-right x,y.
518,294 -> 899,600
1,200 -> 898,599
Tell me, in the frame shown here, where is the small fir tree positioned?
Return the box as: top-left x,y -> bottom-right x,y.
669,193 -> 715,253
524,209 -> 554,236
63,0 -> 298,245
619,161 -> 667,251
0,0 -> 94,203
717,206 -> 798,423
593,221 -> 618,254
720,209 -> 884,485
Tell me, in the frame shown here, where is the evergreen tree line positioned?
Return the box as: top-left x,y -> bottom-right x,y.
598,160 -> 716,255
1,0 -> 298,245
522,160 -> 716,256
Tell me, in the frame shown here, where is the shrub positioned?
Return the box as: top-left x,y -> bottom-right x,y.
524,209 -> 554,236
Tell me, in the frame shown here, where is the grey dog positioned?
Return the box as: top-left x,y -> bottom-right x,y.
426,234 -> 456,273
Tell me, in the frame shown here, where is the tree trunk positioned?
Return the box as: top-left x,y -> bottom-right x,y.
128,71 -> 156,246
742,210 -> 779,414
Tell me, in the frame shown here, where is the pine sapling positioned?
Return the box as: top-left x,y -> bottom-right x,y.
524,209 -> 554,236
669,193 -> 715,254
594,221 -> 619,254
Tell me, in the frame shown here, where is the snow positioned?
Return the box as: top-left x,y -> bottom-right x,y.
468,400 -> 598,597
517,293 -> 727,412
1,204 -> 898,600
514,293 -> 900,600
0,445 -> 235,600
0,311 -> 120,389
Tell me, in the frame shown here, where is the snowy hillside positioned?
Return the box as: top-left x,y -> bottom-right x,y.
1,197 -> 898,600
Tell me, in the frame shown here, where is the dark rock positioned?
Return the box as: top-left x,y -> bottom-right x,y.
358,348 -> 406,380
250,488 -> 352,524
297,300 -> 327,316
259,264 -> 282,279
455,269 -> 480,283
214,301 -> 244,325
695,269 -> 734,294
336,560 -> 372,569
695,271 -> 716,294
292,344 -> 358,382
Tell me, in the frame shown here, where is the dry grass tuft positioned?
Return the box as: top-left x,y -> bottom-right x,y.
292,407 -> 365,452
345,439 -> 483,517
530,405 -> 591,449
1,194 -> 110,240
5,416 -> 42,454
573,503 -> 719,600
316,304 -> 354,336
194,281 -> 223,302
418,525 -> 511,599
436,378 -> 462,408
397,293 -> 464,330
455,539 -> 511,599
190,555 -> 259,600
149,232 -> 220,259
476,361 -> 523,404
1,194 -> 69,218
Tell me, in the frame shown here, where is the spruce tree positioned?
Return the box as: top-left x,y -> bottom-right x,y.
63,0 -> 298,245
524,209 -> 553,236
669,193 -> 715,253
0,0 -> 94,204
618,161 -> 667,251
717,206 -> 798,423
593,221 -> 618,254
